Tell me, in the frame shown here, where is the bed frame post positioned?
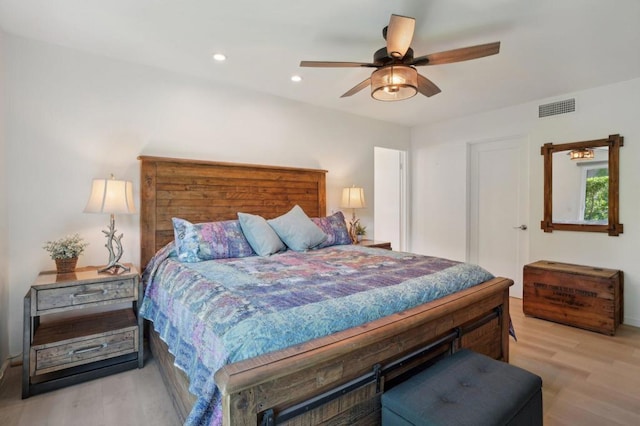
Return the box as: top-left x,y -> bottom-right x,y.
224,390 -> 259,426
317,174 -> 326,216
501,287 -> 510,362
139,158 -> 157,271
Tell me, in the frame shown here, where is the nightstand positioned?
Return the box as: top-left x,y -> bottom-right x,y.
22,264 -> 143,398
358,239 -> 392,250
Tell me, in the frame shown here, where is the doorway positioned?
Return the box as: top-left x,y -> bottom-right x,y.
374,147 -> 408,251
467,137 -> 529,297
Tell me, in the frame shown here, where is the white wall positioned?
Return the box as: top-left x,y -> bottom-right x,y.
411,77 -> 640,327
3,34 -> 410,356
0,30 -> 10,371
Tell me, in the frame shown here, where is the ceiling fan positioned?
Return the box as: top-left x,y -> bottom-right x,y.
300,14 -> 500,101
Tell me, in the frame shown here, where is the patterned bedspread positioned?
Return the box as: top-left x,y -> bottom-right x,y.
140,244 -> 494,426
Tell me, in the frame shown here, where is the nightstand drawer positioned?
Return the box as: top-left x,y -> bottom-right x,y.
32,328 -> 138,375
35,279 -> 136,313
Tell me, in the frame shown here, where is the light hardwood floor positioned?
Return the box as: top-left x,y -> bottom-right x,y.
509,297 -> 640,425
0,356 -> 180,426
1,298 -> 639,425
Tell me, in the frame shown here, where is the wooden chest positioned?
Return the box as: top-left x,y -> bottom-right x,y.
523,261 -> 623,335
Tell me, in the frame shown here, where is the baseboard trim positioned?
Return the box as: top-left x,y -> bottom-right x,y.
0,358 -> 10,384
10,354 -> 22,367
624,316 -> 640,328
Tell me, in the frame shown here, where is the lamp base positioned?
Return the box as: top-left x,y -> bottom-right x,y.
98,262 -> 130,274
98,214 -> 129,274
348,211 -> 360,244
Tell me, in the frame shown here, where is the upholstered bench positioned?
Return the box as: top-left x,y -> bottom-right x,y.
381,349 -> 542,426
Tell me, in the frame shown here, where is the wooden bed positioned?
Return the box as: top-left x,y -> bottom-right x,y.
139,155 -> 513,426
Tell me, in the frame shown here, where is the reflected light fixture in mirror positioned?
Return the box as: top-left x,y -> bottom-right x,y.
371,65 -> 418,101
569,148 -> 595,160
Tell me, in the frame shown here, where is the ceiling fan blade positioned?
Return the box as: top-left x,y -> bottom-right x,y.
300,61 -> 377,68
411,41 -> 500,66
417,74 -> 441,97
386,14 -> 415,59
340,78 -> 371,98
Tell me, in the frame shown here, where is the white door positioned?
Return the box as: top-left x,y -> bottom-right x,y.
468,137 -> 529,297
374,147 -> 408,251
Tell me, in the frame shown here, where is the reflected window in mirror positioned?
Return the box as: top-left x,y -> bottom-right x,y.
541,134 -> 623,236
580,160 -> 608,223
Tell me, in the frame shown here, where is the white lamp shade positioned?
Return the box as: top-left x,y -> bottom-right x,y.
340,187 -> 366,209
84,178 -> 136,214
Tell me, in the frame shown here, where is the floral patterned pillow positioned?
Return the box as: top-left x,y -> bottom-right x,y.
172,218 -> 255,262
311,211 -> 352,249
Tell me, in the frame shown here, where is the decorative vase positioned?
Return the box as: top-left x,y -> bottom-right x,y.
55,257 -> 78,274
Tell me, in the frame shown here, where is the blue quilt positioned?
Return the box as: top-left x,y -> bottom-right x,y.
140,244 -> 494,425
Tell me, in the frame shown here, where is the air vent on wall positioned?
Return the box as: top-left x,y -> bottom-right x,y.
538,98 -> 575,118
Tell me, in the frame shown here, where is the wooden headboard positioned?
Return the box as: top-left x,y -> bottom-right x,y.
138,156 -> 327,269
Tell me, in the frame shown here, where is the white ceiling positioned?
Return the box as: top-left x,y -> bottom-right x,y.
1,0 -> 639,127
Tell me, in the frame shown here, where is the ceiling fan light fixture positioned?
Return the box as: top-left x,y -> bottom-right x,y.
300,14 -> 499,100
371,65 -> 417,101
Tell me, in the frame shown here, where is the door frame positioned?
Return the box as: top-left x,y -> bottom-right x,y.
374,147 -> 409,252
466,135 -> 529,297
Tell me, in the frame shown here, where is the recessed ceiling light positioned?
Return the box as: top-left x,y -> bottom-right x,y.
213,53 -> 226,62
291,75 -> 302,83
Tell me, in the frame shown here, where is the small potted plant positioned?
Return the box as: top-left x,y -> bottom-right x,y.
43,234 -> 88,274
354,222 -> 367,242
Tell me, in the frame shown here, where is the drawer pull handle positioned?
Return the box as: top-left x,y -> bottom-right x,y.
70,343 -> 107,355
72,289 -> 107,298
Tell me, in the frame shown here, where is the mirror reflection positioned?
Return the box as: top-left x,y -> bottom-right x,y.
552,147 -> 609,224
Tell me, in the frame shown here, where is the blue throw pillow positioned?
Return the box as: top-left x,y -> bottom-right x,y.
268,205 -> 327,251
237,212 -> 286,256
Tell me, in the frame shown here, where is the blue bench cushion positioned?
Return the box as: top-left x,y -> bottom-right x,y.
382,349 -> 542,426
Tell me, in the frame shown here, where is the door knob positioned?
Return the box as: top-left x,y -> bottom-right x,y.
513,224 -> 527,230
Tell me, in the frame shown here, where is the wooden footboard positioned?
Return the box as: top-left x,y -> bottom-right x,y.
149,277 -> 512,425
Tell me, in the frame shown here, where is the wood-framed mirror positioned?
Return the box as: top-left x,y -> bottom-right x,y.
541,134 -> 623,236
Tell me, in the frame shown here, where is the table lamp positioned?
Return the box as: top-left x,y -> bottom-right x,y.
84,174 -> 136,273
340,186 -> 365,243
